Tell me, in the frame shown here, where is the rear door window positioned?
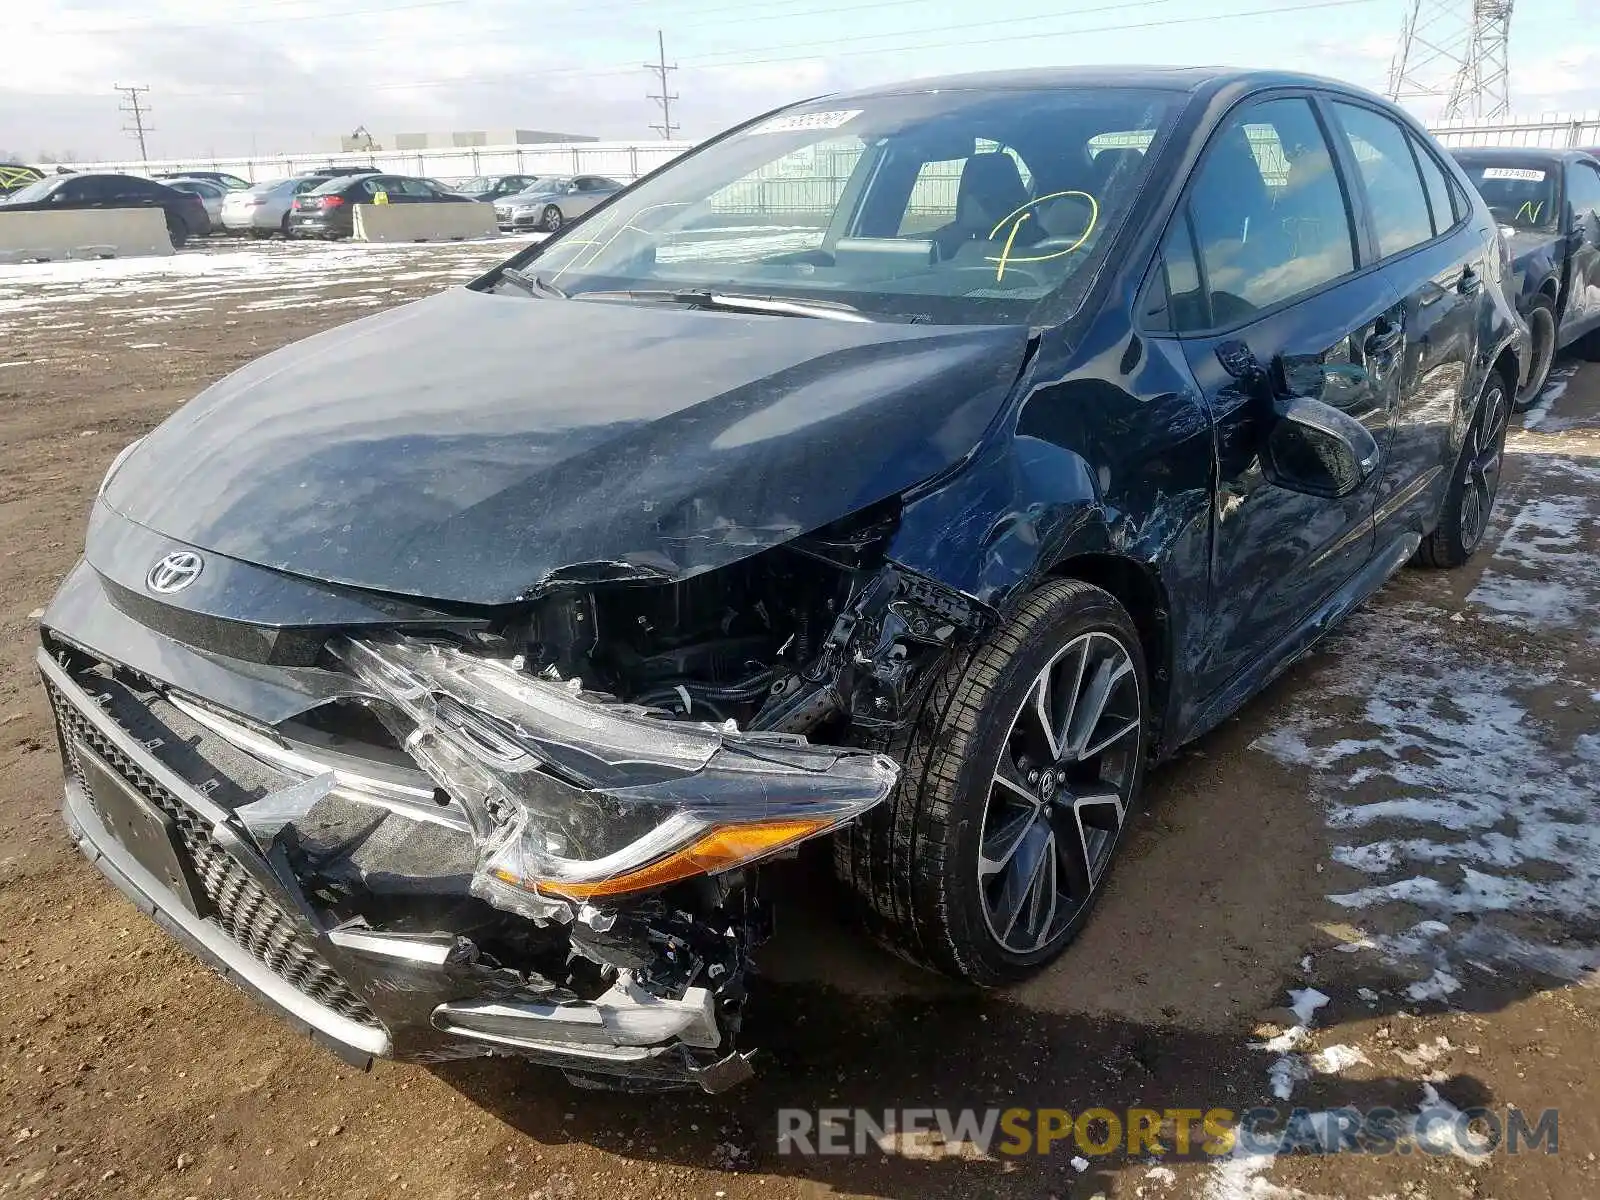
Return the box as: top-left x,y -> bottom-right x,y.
1410,136 -> 1460,234
1186,96 -> 1358,326
1330,102 -> 1435,258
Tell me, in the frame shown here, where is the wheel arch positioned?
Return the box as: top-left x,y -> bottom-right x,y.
1044,551 -> 1173,749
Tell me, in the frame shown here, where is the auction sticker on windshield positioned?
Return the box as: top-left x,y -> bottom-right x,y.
750,109 -> 861,134
1482,167 -> 1546,182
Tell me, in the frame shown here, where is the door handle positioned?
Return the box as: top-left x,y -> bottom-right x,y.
1458,266 -> 1482,295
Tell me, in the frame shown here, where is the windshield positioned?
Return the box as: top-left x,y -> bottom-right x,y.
4,176 -> 62,204
1456,159 -> 1559,230
499,87 -> 1177,325
457,177 -> 498,194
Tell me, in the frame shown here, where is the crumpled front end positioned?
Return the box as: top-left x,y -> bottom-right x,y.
40,584 -> 901,1091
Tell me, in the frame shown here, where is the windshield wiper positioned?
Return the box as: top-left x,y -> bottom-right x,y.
577,289 -> 874,322
498,266 -> 567,299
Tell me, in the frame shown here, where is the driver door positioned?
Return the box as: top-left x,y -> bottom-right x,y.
1169,93 -> 1399,696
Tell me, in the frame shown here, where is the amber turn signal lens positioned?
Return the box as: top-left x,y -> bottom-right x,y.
502,817 -> 834,900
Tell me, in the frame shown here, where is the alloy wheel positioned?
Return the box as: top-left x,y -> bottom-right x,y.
541,205 -> 563,232
976,630 -> 1143,956
1459,384 -> 1512,551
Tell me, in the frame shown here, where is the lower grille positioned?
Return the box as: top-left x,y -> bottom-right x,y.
46,676 -> 382,1030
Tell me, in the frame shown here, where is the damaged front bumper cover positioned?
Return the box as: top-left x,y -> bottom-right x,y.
41,629 -> 897,1092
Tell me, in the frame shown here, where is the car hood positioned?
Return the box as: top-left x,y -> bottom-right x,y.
103,286 -> 1030,606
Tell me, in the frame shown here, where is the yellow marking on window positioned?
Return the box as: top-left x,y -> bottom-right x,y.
993,213 -> 1031,282
984,190 -> 1101,281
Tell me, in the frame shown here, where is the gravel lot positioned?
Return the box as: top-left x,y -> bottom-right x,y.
0,240 -> 1596,1200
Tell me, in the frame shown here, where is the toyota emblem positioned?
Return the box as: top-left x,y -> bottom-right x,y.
146,550 -> 204,594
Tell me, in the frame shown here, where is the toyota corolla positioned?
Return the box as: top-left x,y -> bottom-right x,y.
41,67 -> 1523,1093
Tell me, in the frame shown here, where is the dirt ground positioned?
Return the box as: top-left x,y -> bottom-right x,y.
0,240 -> 1597,1200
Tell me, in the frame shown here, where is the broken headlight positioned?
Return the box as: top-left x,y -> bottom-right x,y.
335,636 -> 896,917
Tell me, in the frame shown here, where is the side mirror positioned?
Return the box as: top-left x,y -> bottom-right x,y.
1216,340 -> 1380,500
1263,396 -> 1381,499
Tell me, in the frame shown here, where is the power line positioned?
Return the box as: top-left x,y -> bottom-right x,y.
11,0 -> 465,37
26,0 -> 1387,101
115,84 -> 153,163
1386,0 -> 1515,119
645,30 -> 680,140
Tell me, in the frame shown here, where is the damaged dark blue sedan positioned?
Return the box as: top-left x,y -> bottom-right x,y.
41,67 -> 1525,1092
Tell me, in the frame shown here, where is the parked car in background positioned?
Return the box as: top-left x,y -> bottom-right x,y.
493,175 -> 623,231
0,162 -> 45,197
220,176 -> 326,238
43,68 -> 1525,1094
155,170 -> 250,191
287,172 -> 473,239
1451,147 -> 1600,404
0,172 -> 209,244
453,174 -> 544,202
163,178 -> 229,229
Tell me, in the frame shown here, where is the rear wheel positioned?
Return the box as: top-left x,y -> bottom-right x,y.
1414,373 -> 1511,568
541,205 -> 563,232
165,214 -> 187,249
1514,295 -> 1557,410
835,579 -> 1148,984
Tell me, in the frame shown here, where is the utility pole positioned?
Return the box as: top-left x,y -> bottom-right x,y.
1386,0 -> 1515,121
644,31 -> 679,140
115,84 -> 153,163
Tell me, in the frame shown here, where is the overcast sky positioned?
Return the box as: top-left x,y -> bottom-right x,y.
2,0 -> 1597,162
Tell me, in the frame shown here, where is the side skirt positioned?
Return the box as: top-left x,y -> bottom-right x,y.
1170,530 -> 1421,752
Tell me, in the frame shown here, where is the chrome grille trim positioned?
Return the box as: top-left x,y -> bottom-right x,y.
42,656 -> 384,1034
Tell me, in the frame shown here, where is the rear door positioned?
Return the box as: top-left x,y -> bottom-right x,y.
1325,101 -> 1485,540
1560,159 -> 1600,341
1170,93 -> 1402,695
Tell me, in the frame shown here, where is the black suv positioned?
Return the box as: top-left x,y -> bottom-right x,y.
42,68 -> 1524,1094
1451,146 -> 1600,404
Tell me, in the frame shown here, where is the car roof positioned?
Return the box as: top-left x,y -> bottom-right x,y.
1449,145 -> 1595,165
823,65 -> 1375,101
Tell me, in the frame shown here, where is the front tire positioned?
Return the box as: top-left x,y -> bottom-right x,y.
836,579 -> 1148,984
540,205 -> 563,232
1414,373 -> 1511,568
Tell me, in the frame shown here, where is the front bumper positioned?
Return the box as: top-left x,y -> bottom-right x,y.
40,644 -> 758,1090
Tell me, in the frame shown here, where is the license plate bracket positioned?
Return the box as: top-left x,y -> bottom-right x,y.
77,744 -> 207,917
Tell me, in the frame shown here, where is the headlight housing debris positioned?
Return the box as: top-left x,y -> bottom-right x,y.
334,635 -> 898,920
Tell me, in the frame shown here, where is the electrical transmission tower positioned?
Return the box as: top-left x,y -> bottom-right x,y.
115,84 -> 153,162
644,31 -> 679,140
1386,0 -> 1514,121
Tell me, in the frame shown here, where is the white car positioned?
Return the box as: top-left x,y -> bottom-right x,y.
220,176 -> 335,238
493,175 -> 624,232
163,178 -> 228,231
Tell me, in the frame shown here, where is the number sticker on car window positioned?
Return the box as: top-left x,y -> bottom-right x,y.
1482,167 -> 1546,182
749,110 -> 861,135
